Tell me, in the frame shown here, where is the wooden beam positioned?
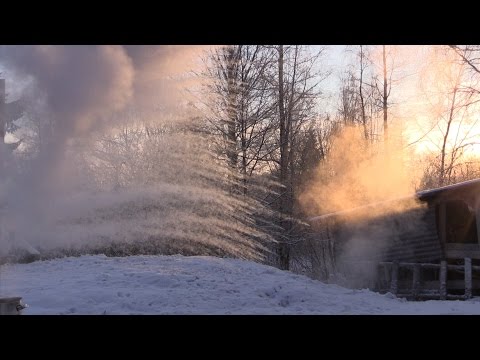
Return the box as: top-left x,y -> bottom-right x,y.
383,263 -> 390,290
439,202 -> 447,247
412,264 -> 420,299
465,257 -> 472,299
476,205 -> 480,245
398,279 -> 480,290
440,260 -> 447,300
390,261 -> 398,295
445,248 -> 480,259
0,79 -> 5,143
379,261 -> 480,271
396,293 -> 465,300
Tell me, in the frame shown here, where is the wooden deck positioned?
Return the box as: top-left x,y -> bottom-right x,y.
376,258 -> 479,300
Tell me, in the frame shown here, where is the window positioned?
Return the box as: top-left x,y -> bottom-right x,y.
444,200 -> 478,244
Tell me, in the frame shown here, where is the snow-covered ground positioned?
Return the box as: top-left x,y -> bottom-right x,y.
1,254 -> 479,314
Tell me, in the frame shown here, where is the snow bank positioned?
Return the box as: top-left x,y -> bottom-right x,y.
1,255 -> 479,314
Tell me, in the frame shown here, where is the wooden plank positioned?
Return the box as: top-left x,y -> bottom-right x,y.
445,249 -> 480,259
465,257 -> 472,299
416,263 -> 440,269
396,279 -> 480,291
412,264 -> 420,299
379,261 -> 480,271
396,293 -> 465,300
476,205 -> 480,245
445,244 -> 480,259
439,202 -> 447,246
447,264 -> 480,271
445,243 -> 480,250
0,79 -> 5,141
380,261 -> 425,268
390,261 -> 398,295
440,260 -> 447,300
383,263 -> 390,289
397,293 -> 465,300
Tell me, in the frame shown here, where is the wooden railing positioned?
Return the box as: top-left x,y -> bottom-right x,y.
378,258 -> 480,300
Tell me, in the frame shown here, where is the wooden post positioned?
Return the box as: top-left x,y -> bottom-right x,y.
465,257 -> 472,299
383,264 -> 390,291
440,260 -> 447,300
390,261 -> 398,295
0,79 -> 5,178
476,205 -> 480,245
0,79 -> 5,144
412,264 -> 420,299
438,203 -> 447,246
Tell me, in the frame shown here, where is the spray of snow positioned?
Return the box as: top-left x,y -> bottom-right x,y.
0,45 -> 270,261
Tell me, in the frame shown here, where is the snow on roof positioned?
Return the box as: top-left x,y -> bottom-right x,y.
416,178 -> 480,200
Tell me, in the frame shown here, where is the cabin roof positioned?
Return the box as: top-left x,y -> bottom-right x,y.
309,178 -> 480,222
416,178 -> 480,201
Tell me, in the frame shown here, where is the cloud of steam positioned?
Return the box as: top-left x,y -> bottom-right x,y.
124,45 -> 212,111
299,125 -> 422,218
0,45 -> 135,137
298,125 -> 428,288
0,45 -> 211,137
0,45 -> 270,262
0,46 -> 136,252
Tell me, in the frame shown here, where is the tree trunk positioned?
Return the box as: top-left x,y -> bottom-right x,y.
439,87 -> 458,186
359,46 -> 368,141
278,45 -> 290,271
383,45 -> 388,143
226,47 -> 238,171
241,133 -> 248,196
0,79 -> 5,145
0,79 -> 5,174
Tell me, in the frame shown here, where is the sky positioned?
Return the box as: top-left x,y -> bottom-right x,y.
2,45 -> 480,160
321,45 -> 480,158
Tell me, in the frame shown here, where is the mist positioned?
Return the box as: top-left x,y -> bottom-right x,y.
1,44 -> 479,287
0,45 -> 270,261
298,125 -> 428,286
299,125 -> 423,216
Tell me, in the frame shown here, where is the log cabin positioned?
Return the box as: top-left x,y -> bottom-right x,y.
308,178 -> 480,300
